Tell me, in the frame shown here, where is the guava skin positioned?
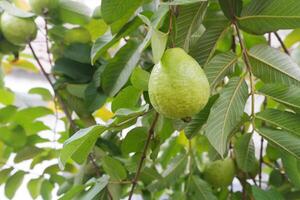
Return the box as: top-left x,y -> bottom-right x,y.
63,27 -> 91,45
203,158 -> 236,188
29,0 -> 59,15
1,13 -> 37,45
148,48 -> 210,119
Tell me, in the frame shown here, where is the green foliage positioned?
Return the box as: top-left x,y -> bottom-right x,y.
1,0 -> 300,199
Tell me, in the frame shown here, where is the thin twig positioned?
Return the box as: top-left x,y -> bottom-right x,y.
233,22 -> 256,125
273,32 -> 290,55
128,112 -> 159,200
44,18 -> 53,66
28,43 -> 77,131
88,153 -> 101,177
259,137 -> 264,188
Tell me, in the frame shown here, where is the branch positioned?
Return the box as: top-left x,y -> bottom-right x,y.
44,18 -> 53,66
273,32 -> 290,55
233,22 -> 255,123
28,43 -> 77,131
258,137 -> 264,188
128,112 -> 159,200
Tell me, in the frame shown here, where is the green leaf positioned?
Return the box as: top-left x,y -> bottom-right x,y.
0,125 -> 27,150
148,154 -> 188,191
52,58 -> 93,83
204,52 -> 238,89
28,87 -> 52,101
14,146 -> 43,163
218,0 -> 242,20
206,77 -> 248,156
0,168 -> 13,185
151,29 -> 168,64
41,180 -> 53,200
91,18 -> 142,64
102,156 -> 127,181
101,40 -> 147,96
0,105 -> 17,123
63,43 -> 91,64
258,84 -> 300,111
58,185 -> 84,200
101,0 -> 143,31
284,29 -> 300,48
81,175 -> 109,200
252,186 -> 284,200
234,133 -> 256,172
59,125 -> 106,169
249,45 -> 300,86
189,16 -> 230,66
163,0 -> 207,5
27,178 -> 43,199
188,176 -> 218,200
238,0 -> 300,35
256,109 -> 300,136
111,86 -> 141,112
122,127 -> 148,154
282,154 -> 300,188
0,88 -> 15,105
84,19 -> 108,41
184,95 -> 218,139
5,171 -> 26,199
58,0 -> 91,25
256,127 -> 300,159
130,67 -> 150,91
175,1 -> 208,51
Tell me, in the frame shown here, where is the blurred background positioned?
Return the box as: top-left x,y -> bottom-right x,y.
0,1 -> 99,199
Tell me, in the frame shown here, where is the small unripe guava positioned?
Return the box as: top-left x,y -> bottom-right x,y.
29,0 -> 59,16
1,13 -> 37,45
148,48 -> 210,119
203,158 -> 236,188
63,27 -> 91,45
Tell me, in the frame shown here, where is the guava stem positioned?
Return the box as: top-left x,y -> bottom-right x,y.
128,112 -> 159,200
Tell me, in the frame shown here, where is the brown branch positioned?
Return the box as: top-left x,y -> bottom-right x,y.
28,43 -> 77,131
258,137 -> 264,188
233,22 -> 255,123
273,32 -> 290,55
44,18 -> 53,66
128,112 -> 159,200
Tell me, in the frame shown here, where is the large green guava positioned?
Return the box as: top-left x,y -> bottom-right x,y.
203,158 -> 236,188
63,27 -> 91,45
29,0 -> 59,15
148,48 -> 210,119
1,13 -> 37,45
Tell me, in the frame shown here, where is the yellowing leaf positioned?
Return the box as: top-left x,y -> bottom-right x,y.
2,59 -> 38,73
94,106 -> 114,122
177,131 -> 189,147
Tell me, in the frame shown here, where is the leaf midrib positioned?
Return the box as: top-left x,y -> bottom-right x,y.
220,78 -> 245,153
210,55 -> 238,88
256,128 -> 300,159
248,52 -> 300,83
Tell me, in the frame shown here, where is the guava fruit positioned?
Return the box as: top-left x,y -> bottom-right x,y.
203,158 -> 236,188
63,27 -> 91,45
1,13 -> 37,45
29,0 -> 59,15
148,48 -> 210,119
0,38 -> 25,54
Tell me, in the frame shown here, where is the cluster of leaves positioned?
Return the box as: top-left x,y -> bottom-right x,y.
1,0 -> 300,199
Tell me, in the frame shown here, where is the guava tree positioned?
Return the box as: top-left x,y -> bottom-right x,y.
0,0 -> 300,199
